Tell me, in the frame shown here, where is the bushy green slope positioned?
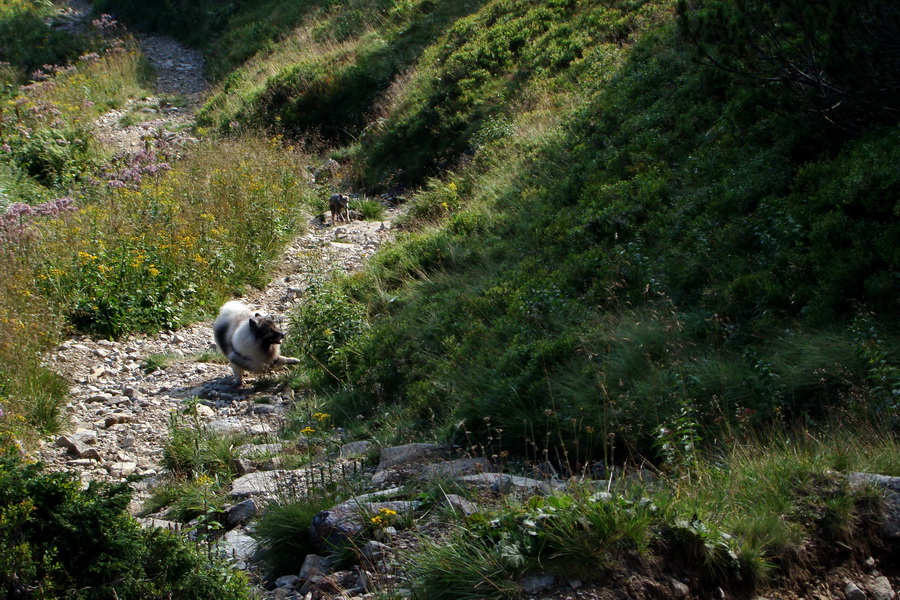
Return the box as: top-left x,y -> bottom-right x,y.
103,0 -> 899,460
286,0 -> 899,458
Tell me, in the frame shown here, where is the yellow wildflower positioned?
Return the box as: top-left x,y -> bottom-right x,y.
300,427 -> 316,434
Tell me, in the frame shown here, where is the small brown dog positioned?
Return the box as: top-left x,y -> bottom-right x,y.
329,193 -> 350,225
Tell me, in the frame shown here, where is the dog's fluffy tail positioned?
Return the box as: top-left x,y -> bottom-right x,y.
214,301 -> 251,356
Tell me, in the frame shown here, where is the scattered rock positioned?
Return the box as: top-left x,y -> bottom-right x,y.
520,573 -> 556,595
376,443 -> 441,471
107,461 -> 137,478
216,530 -> 257,570
56,432 -> 102,461
298,554 -> 330,582
340,440 -> 373,458
310,499 -> 419,553
225,498 -> 258,530
438,493 -> 479,516
868,576 -> 896,600
669,577 -> 690,598
419,457 -> 493,480
845,581 -> 867,600
458,472 -> 564,495
849,473 -> 900,539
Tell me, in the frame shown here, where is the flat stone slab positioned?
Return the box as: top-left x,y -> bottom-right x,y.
458,472 -> 565,495
419,457 -> 494,480
376,443 -> 440,471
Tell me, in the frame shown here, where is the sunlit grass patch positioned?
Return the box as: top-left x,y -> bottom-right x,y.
403,428 -> 895,596
29,136 -> 315,337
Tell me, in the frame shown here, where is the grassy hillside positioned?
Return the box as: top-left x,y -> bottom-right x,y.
2,0 -> 898,596
94,0 -> 900,464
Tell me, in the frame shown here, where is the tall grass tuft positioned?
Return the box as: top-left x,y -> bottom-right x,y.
408,527 -> 523,600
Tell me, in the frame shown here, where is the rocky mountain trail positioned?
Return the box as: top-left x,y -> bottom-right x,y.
35,210 -> 399,494
28,3 -> 900,600
35,0 -> 402,506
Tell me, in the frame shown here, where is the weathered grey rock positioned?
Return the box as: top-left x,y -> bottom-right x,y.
530,461 -> 558,479
300,570 -> 359,596
521,573 -> 556,595
229,467 -> 321,498
236,443 -> 283,458
310,499 -> 419,553
248,423 -> 275,435
231,458 -> 256,476
107,461 -> 137,478
230,470 -> 284,497
868,576 -> 896,600
372,443 -> 443,486
848,472 -> 900,539
458,473 -> 564,495
376,443 -> 440,471
225,498 -> 258,529
420,457 -> 493,480
274,574 -> 299,589
56,432 -> 102,461
208,418 -> 244,434
844,581 -> 866,600
298,553 -> 330,581
439,493 -> 479,516
217,530 -> 257,569
340,440 -> 373,458
250,404 -> 280,416
669,577 -> 690,598
272,589 -> 292,600
361,540 -> 389,565
137,517 -> 181,531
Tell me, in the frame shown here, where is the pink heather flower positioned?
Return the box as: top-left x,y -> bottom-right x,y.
143,162 -> 171,175
6,203 -> 35,218
35,197 -> 76,216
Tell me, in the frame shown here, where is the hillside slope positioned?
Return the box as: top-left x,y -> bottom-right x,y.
99,0 -> 900,459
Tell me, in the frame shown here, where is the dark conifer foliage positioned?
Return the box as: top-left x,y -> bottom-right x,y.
677,0 -> 900,133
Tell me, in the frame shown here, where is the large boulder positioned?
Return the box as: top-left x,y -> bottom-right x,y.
310,498 -> 419,553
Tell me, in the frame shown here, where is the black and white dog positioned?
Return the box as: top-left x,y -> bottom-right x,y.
213,301 -> 299,386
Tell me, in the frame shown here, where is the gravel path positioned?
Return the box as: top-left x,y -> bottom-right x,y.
36,2 -> 399,509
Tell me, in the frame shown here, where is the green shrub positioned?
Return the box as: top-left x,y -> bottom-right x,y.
0,0 -> 92,80
285,272 -> 369,381
350,197 -> 385,221
0,438 -> 250,599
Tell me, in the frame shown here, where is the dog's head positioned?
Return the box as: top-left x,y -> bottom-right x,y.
248,314 -> 286,346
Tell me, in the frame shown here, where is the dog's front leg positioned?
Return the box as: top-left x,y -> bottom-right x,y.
229,363 -> 245,386
274,356 -> 300,366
